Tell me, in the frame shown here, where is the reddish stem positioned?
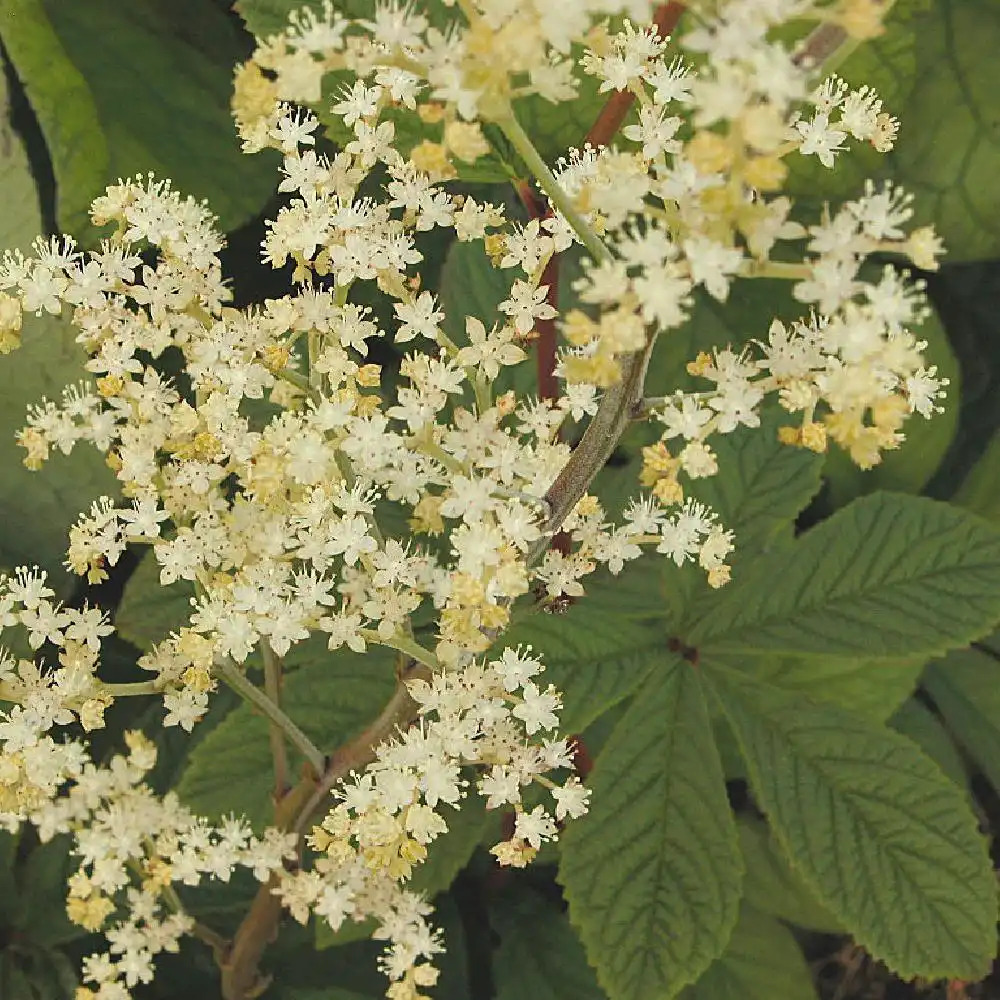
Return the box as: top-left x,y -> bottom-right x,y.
570,734 -> 595,779
515,181 -> 561,404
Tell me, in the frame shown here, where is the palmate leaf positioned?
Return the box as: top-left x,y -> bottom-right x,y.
889,697 -> 969,791
558,659 -> 742,1000
715,651 -> 924,723
737,819 -> 841,934
667,410 -> 824,626
706,662 -> 997,981
688,492 -> 1000,659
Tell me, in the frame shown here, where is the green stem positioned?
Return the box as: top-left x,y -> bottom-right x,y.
100,680 -> 161,696
740,261 -> 811,280
214,658 -> 325,776
493,112 -> 610,264
357,629 -> 441,671
261,641 -> 289,799
274,367 -> 311,393
0,679 -> 161,704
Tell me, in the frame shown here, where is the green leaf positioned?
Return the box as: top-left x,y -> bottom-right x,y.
737,819 -> 841,933
177,640 -> 395,829
492,889 -> 607,1000
890,0 -> 1000,260
14,836 -> 86,947
1,0 -> 276,240
889,696 -> 969,790
954,427 -> 1000,523
0,956 -> 37,1000
115,549 -> 196,651
689,492 -> 1000,660
559,661 -> 743,1000
516,64 -> 614,165
822,306 -> 960,505
690,413 -> 824,558
410,793 -> 488,898
497,605 -> 668,732
923,646 -> 1000,793
0,69 -> 119,595
670,410 -> 825,628
680,904 -> 817,1000
717,652 -> 924,722
706,662 -> 997,981
572,555 -> 675,625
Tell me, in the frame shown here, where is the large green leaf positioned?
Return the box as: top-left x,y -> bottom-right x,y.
0,68 -> 118,594
707,662 -> 997,981
954,427 -> 1000,523
13,836 -> 86,948
889,696 -> 969,790
688,493 -> 1000,659
496,606 -> 668,732
667,410 -> 824,628
559,661 -> 742,1000
680,904 -> 817,1000
1,0 -> 276,240
716,652 -> 924,722
923,646 -> 1000,793
737,820 -> 841,934
115,549 -> 196,651
492,889 -> 606,1000
889,0 -> 1000,260
177,641 -> 395,829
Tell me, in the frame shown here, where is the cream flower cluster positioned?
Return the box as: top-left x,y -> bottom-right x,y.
278,646 -> 587,998
0,0 -> 948,997
31,732 -> 297,1000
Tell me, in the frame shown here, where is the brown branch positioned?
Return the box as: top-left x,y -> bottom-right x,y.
792,21 -> 849,68
220,660 -> 430,1000
515,180 -> 561,404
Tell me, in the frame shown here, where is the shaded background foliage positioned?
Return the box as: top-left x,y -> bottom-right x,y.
1,1 -> 1000,999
